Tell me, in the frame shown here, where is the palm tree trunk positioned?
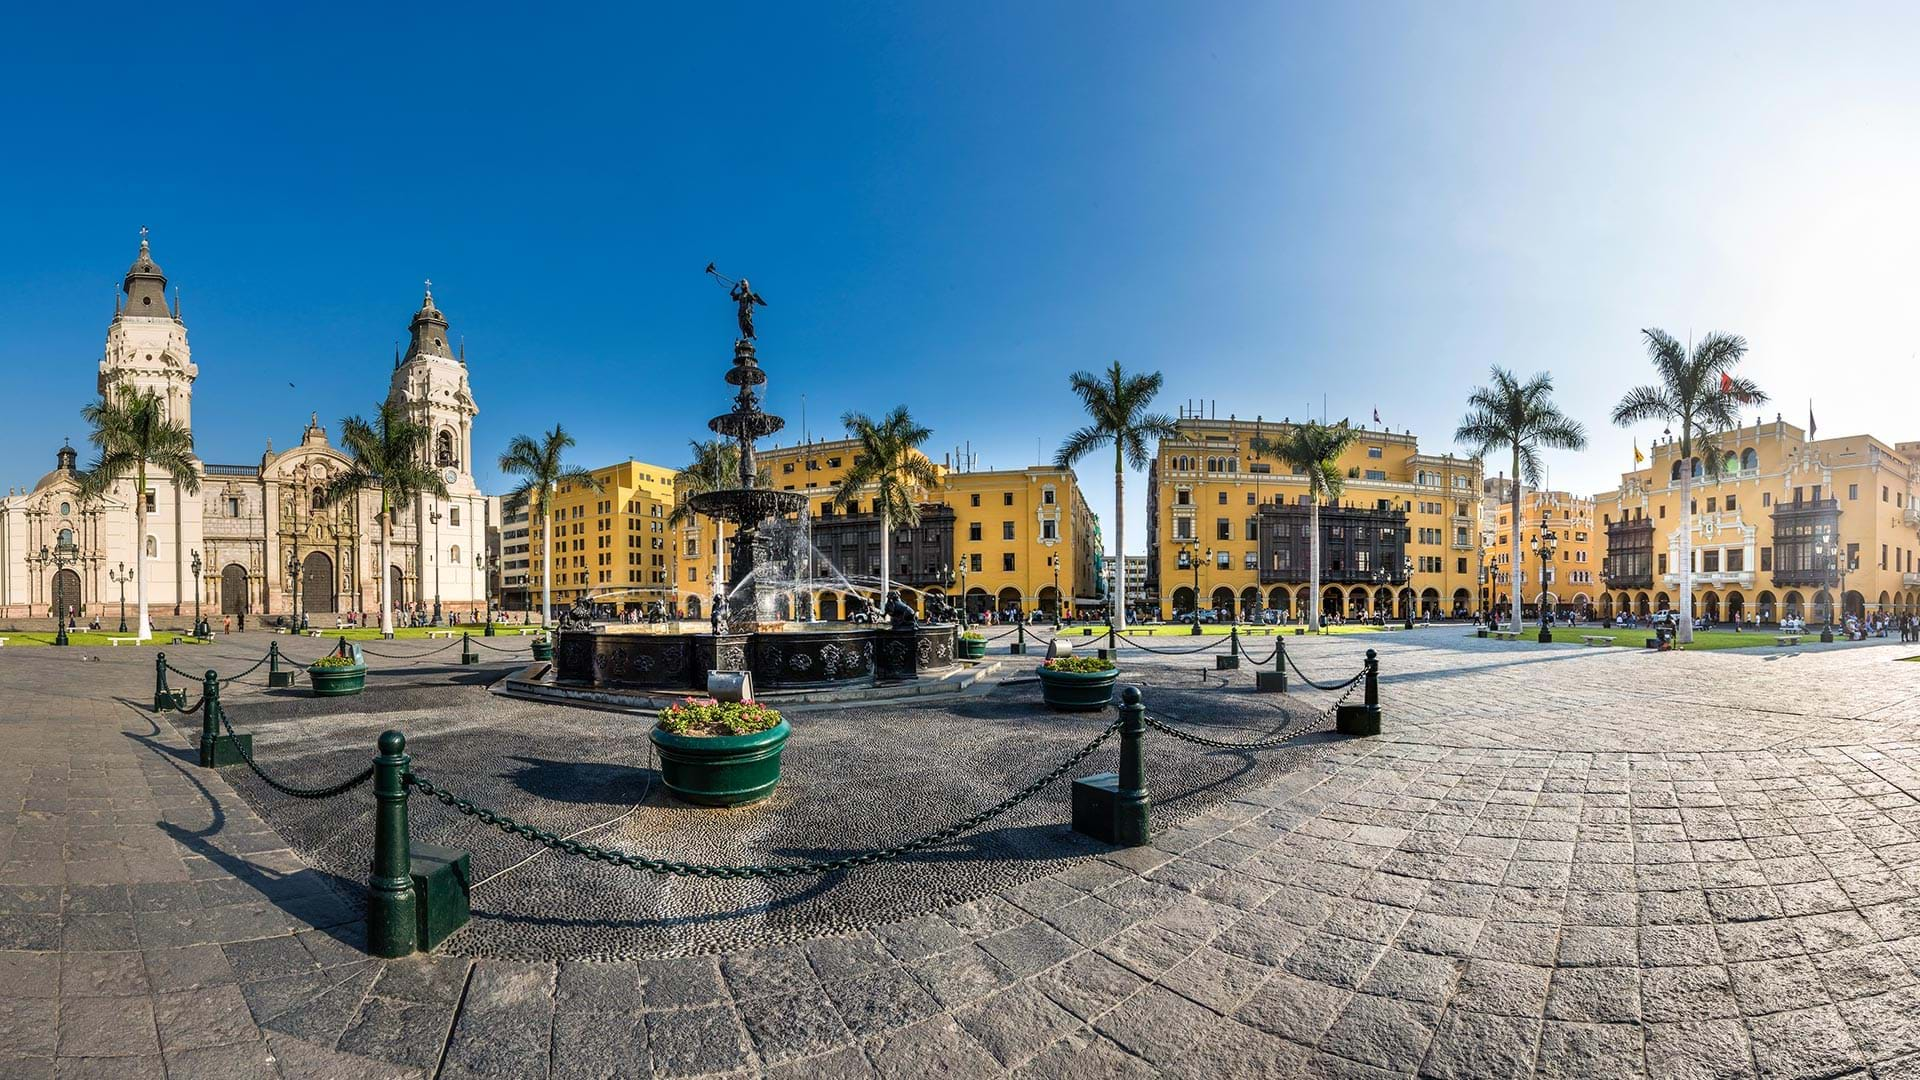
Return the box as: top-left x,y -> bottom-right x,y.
879,509 -> 892,612
1113,449 -> 1127,633
1678,457 -> 1694,643
541,500 -> 553,626
379,500 -> 395,638
135,467 -> 152,640
1511,446 -> 1523,634
1308,495 -> 1322,632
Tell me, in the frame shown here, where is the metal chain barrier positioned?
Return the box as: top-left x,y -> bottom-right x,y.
1142,676 -> 1359,750
218,708 -> 375,799
165,660 -> 206,681
469,637 -> 534,653
1242,644 -> 1278,665
1284,649 -> 1363,691
358,638 -> 463,659
405,715 -> 1124,879
176,693 -> 206,715
1116,632 -> 1230,655
218,653 -> 273,685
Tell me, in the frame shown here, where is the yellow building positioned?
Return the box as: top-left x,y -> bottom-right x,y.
525,459 -> 677,614
675,438 -> 1099,620
1480,481 -> 1604,618
1144,417 -> 1484,621
1594,418 -> 1920,624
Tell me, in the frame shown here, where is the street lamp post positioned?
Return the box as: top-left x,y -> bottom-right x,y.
1533,512 -> 1558,643
37,538 -> 79,645
429,508 -> 443,626
1402,555 -> 1416,628
477,552 -> 494,634
954,560 -> 969,626
110,561 -> 132,634
1183,542 -> 1211,635
1048,553 -> 1062,626
1815,529 -> 1854,643
190,549 -> 208,638
288,551 -> 306,632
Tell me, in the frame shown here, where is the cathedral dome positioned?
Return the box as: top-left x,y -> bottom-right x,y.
119,234 -> 173,318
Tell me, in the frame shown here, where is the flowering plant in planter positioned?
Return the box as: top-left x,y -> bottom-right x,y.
1041,655 -> 1115,674
310,654 -> 359,669
960,631 -> 986,642
657,699 -> 784,737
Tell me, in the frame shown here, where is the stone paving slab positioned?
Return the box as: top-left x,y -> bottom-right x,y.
4,630 -> 1920,1075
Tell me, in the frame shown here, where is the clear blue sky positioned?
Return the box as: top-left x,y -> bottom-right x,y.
4,3 -> 1916,552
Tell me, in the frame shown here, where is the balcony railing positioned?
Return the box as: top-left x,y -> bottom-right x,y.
1905,572 -> 1920,587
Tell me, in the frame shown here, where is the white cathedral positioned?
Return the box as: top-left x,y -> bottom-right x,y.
0,236 -> 489,625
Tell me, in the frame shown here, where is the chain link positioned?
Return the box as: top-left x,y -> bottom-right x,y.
405,715 -> 1123,878
1284,650 -> 1363,691
470,637 -> 535,653
1142,677 -> 1359,749
165,661 -> 204,680
217,708 -> 375,799
176,694 -> 205,715
357,638 -> 463,659
218,653 -> 273,685
1116,633 -> 1230,656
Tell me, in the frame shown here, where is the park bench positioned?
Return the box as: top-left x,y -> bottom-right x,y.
0,637 -> 9,646
425,630 -> 457,639
1489,630 -> 1520,641
107,637 -> 138,646
1775,635 -> 1802,647
1579,635 -> 1615,647
513,628 -> 540,636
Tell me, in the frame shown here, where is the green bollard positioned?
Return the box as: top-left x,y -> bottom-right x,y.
154,653 -> 173,712
368,730 -> 418,959
459,631 -> 479,665
1217,625 -> 1241,670
198,672 -> 251,767
1336,649 -> 1382,736
266,641 -> 296,688
1256,635 -> 1288,692
1071,685 -> 1151,846
1010,624 -> 1026,656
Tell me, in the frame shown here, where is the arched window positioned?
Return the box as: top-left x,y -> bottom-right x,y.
58,527 -> 73,546
311,487 -> 325,511
1691,457 -> 1704,478
145,535 -> 157,558
1741,448 -> 1759,471
1671,461 -> 1683,481
449,545 -> 461,564
436,430 -> 456,468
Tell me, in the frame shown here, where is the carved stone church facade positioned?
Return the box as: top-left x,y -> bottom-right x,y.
0,237 -> 487,623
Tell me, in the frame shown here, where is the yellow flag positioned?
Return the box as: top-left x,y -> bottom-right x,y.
1633,439 -> 1644,465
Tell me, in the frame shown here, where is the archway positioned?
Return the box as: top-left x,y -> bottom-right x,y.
1845,590 -> 1865,620
1783,591 -> 1803,620
1813,589 -> 1832,623
220,564 -> 249,615
1347,586 -> 1367,617
1450,588 -> 1469,618
1757,590 -> 1777,622
1038,586 -> 1060,617
1599,594 -> 1615,621
963,587 -> 989,618
51,568 -> 82,620
818,593 -> 839,621
1322,587 -> 1342,617
997,587 -> 1023,617
773,594 -> 791,620
303,552 -> 337,614
1653,592 -> 1670,613
1572,593 -> 1590,619
1372,587 -> 1392,617
1726,591 -> 1744,622
1239,586 -> 1261,619
686,595 -> 703,619
1295,587 -> 1311,618
1171,586 -> 1196,617
389,565 -> 406,613
1635,592 -> 1650,617
1267,587 -> 1289,615
1701,591 -> 1720,622
1877,591 -> 1890,616
1209,586 -> 1234,616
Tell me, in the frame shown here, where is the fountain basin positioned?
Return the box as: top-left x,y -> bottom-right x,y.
554,624 -> 960,694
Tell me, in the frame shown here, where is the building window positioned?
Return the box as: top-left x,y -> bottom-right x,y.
1702,550 -> 1719,572
227,496 -> 241,516
1041,519 -> 1057,541
1658,553 -> 1668,574
146,535 -> 157,558
1725,495 -> 1736,512
969,493 -> 980,507
1245,518 -> 1258,541
1244,551 -> 1257,570
1217,491 -> 1228,505
449,545 -> 461,564
1215,551 -> 1230,569
1002,553 -> 1016,572
1003,492 -> 1014,506
970,553 -> 982,572
1368,447 -> 1382,458
450,506 -> 460,527
1849,484 -> 1859,500
1175,489 -> 1191,506
968,522 -> 982,542
1042,487 -> 1056,504
1364,470 -> 1386,481
1002,521 -> 1015,540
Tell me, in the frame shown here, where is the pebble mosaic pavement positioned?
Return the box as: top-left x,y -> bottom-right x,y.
3,627 -> 1920,1077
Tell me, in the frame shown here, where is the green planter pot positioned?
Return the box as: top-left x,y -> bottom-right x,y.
650,719 -> 790,807
958,638 -> 987,661
1037,666 -> 1118,711
531,638 -> 554,662
307,664 -> 367,697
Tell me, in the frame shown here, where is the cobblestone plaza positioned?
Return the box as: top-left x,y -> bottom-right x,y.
5,629 -> 1920,1077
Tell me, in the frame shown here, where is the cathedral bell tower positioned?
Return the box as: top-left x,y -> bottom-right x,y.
101,229 -> 196,430
387,283 -> 478,492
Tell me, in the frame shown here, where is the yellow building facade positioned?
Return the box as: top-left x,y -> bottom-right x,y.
675,438 -> 1100,620
525,459 -> 677,614
1594,419 -> 1920,623
1480,483 -> 1604,617
1144,418 -> 1484,621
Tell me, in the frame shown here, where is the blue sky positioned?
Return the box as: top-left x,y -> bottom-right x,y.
3,3 -> 1916,552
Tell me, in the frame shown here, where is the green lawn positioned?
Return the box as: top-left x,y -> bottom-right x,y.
1492,627 -> 1822,651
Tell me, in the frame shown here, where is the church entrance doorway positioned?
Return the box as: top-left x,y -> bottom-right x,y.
51,569 -> 82,621
302,552 -> 336,614
220,564 -> 250,615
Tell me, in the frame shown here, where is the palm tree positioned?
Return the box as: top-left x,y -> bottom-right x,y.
1612,330 -> 1766,644
1456,368 -> 1589,634
77,385 -> 199,641
834,407 -> 940,610
498,424 -> 601,627
325,401 -> 450,638
1055,363 -> 1178,632
1260,421 -> 1360,632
